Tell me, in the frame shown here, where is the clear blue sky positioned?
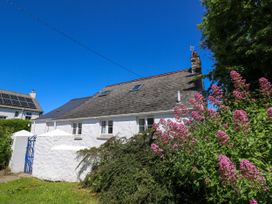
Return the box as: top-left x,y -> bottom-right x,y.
0,0 -> 214,113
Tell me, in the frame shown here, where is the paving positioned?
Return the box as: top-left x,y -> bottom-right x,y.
0,171 -> 32,183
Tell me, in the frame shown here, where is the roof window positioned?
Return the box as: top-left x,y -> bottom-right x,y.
131,84 -> 143,91
99,90 -> 111,97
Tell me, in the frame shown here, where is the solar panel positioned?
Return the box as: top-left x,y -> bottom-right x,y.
11,100 -> 21,106
28,103 -> 36,109
10,95 -> 18,100
26,98 -> 34,103
18,96 -> 26,101
2,93 -> 10,99
20,101 -> 29,108
3,98 -> 12,105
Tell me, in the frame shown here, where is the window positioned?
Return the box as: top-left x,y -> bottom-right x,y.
101,120 -> 113,134
99,90 -> 111,97
138,117 -> 154,133
131,84 -> 143,91
108,120 -> 113,134
25,112 -> 32,120
101,121 -> 106,134
72,122 -> 82,135
14,111 -> 19,117
0,116 -> 7,119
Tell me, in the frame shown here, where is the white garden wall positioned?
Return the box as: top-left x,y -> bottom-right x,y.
32,130 -> 105,182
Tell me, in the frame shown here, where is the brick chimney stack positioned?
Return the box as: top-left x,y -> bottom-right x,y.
191,50 -> 201,74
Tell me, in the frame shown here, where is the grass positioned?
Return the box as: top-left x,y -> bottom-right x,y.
0,177 -> 98,204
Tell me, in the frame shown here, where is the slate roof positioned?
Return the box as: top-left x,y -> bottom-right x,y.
0,90 -> 42,112
38,96 -> 91,120
37,69 -> 202,120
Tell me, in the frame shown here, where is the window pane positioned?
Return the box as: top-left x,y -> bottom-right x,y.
147,118 -> 154,129
108,120 -> 113,134
101,121 -> 106,134
78,123 -> 82,135
72,123 -> 77,135
139,119 -> 145,133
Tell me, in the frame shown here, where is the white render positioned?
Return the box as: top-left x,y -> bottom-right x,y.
28,111 -> 182,182
0,107 -> 40,120
9,130 -> 34,173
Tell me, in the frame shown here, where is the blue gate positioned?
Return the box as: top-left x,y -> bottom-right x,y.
24,135 -> 36,174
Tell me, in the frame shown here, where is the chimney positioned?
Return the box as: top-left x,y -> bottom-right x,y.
29,90 -> 36,99
190,49 -> 201,74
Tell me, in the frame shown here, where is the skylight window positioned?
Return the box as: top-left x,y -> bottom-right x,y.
131,84 -> 143,91
99,90 -> 111,97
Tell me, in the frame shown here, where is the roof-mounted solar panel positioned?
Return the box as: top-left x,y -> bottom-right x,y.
28,103 -> 36,109
2,93 -> 10,99
26,98 -> 34,103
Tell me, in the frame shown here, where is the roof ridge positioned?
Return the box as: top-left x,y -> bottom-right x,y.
106,68 -> 190,88
0,89 -> 32,98
70,95 -> 93,101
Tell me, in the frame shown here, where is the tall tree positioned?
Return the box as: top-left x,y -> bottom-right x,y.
199,0 -> 272,90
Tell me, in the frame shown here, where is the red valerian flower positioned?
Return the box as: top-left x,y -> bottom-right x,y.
267,107 -> 272,119
233,109 -> 249,130
216,130 -> 230,145
249,199 -> 258,204
259,77 -> 272,97
218,154 -> 237,184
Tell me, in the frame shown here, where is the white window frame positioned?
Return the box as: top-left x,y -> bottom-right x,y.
72,122 -> 82,135
138,116 -> 154,133
100,120 -> 113,135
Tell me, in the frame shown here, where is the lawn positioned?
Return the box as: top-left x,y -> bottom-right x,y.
0,177 -> 98,204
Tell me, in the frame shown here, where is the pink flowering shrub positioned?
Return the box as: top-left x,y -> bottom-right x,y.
151,71 -> 272,203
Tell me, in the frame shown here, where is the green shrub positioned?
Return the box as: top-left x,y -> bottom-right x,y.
0,127 -> 12,170
0,119 -> 31,170
79,134 -> 174,204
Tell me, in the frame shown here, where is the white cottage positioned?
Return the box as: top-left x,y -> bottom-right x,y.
0,90 -> 42,120
29,51 -> 203,181
32,52 -> 202,140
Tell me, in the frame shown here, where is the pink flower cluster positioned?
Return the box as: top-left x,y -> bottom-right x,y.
216,130 -> 230,145
249,199 -> 258,204
150,143 -> 163,156
233,109 -> 249,130
240,160 -> 266,186
230,71 -> 250,100
208,109 -> 219,119
189,92 -> 206,121
208,84 -> 225,109
218,154 -> 237,184
174,104 -> 188,120
267,107 -> 272,119
259,77 -> 272,97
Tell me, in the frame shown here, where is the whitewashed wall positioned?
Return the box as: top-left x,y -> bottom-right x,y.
0,107 -> 40,119
32,134 -> 105,182
31,112 -> 176,182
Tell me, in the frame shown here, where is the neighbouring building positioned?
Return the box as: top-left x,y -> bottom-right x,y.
0,90 -> 42,120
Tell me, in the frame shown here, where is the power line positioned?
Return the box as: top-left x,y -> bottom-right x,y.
4,0 -> 143,78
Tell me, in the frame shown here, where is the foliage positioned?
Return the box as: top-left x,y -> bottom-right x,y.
0,119 -> 31,132
0,119 -> 31,170
199,0 -> 272,90
0,177 -> 98,204
152,71 -> 272,203
0,127 -> 12,170
80,133 -> 175,204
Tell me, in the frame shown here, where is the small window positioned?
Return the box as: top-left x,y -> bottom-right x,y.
72,123 -> 77,135
99,90 -> 111,97
101,121 -> 106,134
0,116 -> 7,119
101,120 -> 113,134
108,120 -> 113,134
138,117 -> 154,133
131,84 -> 143,91
14,111 -> 19,117
72,122 -> 82,135
147,118 -> 154,129
139,118 -> 145,133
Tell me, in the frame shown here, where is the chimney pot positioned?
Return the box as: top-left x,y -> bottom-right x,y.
29,90 -> 36,99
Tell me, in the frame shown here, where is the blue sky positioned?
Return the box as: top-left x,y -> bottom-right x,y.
0,0 -> 214,113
